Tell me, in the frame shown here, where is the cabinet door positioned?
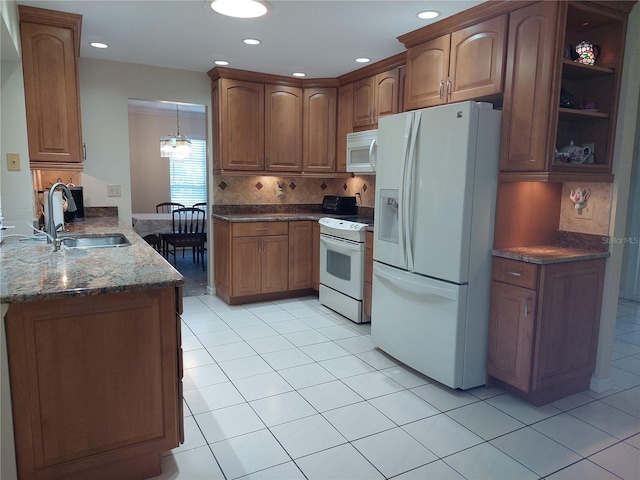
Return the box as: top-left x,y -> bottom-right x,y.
232,236 -> 262,296
449,14 -> 507,104
499,1 -> 561,173
5,289 -> 180,479
312,222 -> 320,290
303,88 -> 337,173
262,235 -> 289,293
374,69 -> 400,119
533,259 -> 605,391
404,34 -> 450,110
353,76 -> 375,127
219,79 -> 264,170
364,231 -> 373,318
487,281 -> 537,392
265,85 -> 303,172
20,16 -> 83,166
213,219 -> 232,296
336,84 -> 354,173
289,221 -> 314,290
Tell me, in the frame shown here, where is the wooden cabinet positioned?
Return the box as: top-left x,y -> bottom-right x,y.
335,84 -> 354,173
214,78 -> 265,171
487,256 -> 606,405
231,222 -> 289,296
5,287 -> 183,480
499,1 -> 632,182
265,85 -> 303,172
312,222 -> 320,290
364,230 -> 373,319
289,221 -> 314,290
214,219 -> 318,304
499,1 -> 560,177
404,15 -> 507,110
353,68 -> 401,128
19,5 -> 84,169
303,88 -> 337,173
211,68 -> 340,174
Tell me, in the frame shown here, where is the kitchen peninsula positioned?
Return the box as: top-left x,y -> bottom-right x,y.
1,217 -> 184,480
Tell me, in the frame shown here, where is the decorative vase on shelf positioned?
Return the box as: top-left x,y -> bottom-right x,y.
574,40 -> 600,65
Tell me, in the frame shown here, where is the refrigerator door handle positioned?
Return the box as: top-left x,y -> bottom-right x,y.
404,111 -> 421,271
374,263 -> 458,302
397,114 -> 413,266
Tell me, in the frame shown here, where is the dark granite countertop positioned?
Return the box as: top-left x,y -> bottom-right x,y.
212,212 -> 328,222
492,245 -> 610,264
1,217 -> 184,304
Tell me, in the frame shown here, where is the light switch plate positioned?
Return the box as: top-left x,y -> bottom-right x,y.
7,153 -> 20,171
107,184 -> 121,197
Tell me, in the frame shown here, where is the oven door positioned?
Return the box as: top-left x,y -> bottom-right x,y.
319,234 -> 365,300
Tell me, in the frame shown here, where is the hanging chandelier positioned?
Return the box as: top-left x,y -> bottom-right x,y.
160,105 -> 191,160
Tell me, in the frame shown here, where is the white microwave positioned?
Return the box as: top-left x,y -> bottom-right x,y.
346,129 -> 377,174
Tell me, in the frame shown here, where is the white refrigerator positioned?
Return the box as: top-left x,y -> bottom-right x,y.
371,101 -> 501,390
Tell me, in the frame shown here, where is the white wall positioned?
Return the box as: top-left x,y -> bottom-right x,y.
129,107 -> 206,213
591,3 -> 640,390
78,58 -> 211,224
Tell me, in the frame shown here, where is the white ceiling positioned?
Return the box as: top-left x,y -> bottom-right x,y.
15,0 -> 484,78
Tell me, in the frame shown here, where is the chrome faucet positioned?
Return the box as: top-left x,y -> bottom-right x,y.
46,182 -> 77,250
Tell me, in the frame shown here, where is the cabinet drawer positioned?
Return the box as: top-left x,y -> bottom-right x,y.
492,257 -> 538,290
232,221 -> 288,237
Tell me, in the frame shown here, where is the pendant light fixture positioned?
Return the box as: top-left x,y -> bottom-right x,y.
160,105 -> 191,160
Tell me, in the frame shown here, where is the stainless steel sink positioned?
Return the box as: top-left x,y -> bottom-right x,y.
61,233 -> 131,249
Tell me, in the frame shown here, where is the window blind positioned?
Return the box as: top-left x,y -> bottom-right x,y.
170,137 -> 207,207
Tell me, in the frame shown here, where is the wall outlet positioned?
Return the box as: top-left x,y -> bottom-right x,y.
107,184 -> 121,197
575,202 -> 594,219
7,153 -> 20,171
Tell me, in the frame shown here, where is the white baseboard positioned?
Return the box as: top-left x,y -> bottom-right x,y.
590,374 -> 614,393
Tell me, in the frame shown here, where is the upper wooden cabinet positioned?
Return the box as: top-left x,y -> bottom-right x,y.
213,78 -> 265,171
303,88 -> 337,173
336,84 -> 354,173
499,1 -> 633,182
353,68 -> 401,128
19,6 -> 84,170
265,85 -> 303,172
404,15 -> 507,110
210,68 -> 340,174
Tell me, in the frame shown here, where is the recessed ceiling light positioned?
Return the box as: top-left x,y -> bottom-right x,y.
89,42 -> 109,49
355,57 -> 371,63
292,72 -> 306,77
214,60 -> 230,66
209,0 -> 271,18
243,38 -> 261,45
417,10 -> 440,20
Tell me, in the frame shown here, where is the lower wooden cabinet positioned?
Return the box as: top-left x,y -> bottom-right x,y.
364,230 -> 373,318
4,287 -> 183,480
289,221 -> 314,290
312,222 -> 320,290
231,222 -> 289,296
214,219 -> 317,304
487,257 -> 606,405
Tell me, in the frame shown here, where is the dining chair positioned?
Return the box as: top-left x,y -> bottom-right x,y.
162,207 -> 206,270
156,202 -> 185,213
192,202 -> 207,210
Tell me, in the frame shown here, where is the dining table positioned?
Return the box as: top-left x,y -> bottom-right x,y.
131,212 -> 174,237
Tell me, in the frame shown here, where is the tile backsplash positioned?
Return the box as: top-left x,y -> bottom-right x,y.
214,175 -> 376,208
559,182 -> 612,236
